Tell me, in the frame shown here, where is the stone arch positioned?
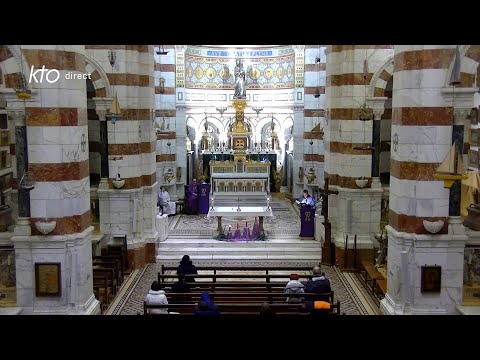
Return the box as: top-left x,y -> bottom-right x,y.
0,45 -> 30,91
369,56 -> 394,97
84,54 -> 112,97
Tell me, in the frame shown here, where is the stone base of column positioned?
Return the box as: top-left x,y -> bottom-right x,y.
98,178 -> 110,190
381,225 -> 467,315
14,217 -> 32,236
13,226 -> 101,315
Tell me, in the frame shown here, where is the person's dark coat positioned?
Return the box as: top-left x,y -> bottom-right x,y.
304,275 -> 332,301
170,279 -> 191,303
176,255 -> 198,282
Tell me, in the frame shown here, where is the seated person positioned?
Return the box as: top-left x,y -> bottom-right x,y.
284,273 -> 305,303
170,272 -> 191,303
304,266 -> 332,301
144,280 -> 168,314
193,291 -> 220,316
157,186 -> 170,215
176,254 -> 198,282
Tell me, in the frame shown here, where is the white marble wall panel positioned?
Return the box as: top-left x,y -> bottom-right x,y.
394,45 -> 456,53
38,88 -> 86,108
382,225 -> 466,315
154,71 -> 175,85
154,49 -> 175,65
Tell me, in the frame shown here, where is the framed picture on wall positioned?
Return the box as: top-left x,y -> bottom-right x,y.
469,150 -> 479,169
471,129 -> 480,147
35,263 -> 61,297
421,265 -> 441,293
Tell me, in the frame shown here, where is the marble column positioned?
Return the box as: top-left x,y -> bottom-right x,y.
324,46 -> 393,265
11,45 -> 99,314
3,93 -> 34,228
92,98 -> 113,190
381,45 -> 467,315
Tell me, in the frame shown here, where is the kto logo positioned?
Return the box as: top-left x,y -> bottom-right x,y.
28,65 -> 92,84
29,65 -> 60,83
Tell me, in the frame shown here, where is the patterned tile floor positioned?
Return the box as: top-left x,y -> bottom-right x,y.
110,262 -> 370,315
107,194 -> 377,315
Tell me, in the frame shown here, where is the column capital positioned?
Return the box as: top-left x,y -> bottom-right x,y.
92,97 -> 114,113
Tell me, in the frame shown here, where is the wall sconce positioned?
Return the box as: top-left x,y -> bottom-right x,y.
315,57 -> 321,63
159,77 -> 165,94
108,50 -> 116,68
19,171 -> 35,191
314,89 -> 321,98
252,107 -> 263,117
216,106 -> 227,117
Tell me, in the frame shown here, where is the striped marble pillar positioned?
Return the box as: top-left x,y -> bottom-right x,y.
155,46 -> 182,200
381,45 -> 468,315
302,45 -> 327,197
324,45 -> 393,267
11,45 -> 100,314
87,46 -> 158,268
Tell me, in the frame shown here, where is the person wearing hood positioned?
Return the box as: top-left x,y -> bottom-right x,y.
193,291 -> 220,316
144,280 -> 169,314
284,273 -> 305,303
176,254 -> 198,282
304,266 -> 331,301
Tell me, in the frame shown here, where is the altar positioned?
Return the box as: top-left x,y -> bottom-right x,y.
207,205 -> 273,236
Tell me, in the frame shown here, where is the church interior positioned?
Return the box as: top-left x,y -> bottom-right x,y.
0,44 -> 479,315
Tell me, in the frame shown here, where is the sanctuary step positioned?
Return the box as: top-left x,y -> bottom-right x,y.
156,237 -> 322,265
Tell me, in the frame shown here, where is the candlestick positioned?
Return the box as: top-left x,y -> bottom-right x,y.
237,222 -> 239,230
245,221 -> 248,228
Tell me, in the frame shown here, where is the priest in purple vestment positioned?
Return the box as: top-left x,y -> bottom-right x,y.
186,178 -> 199,214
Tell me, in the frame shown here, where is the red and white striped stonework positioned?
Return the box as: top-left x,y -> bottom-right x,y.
303,45 -> 326,168
324,45 -> 394,189
389,45 -> 458,235
154,46 -> 177,181
85,45 -> 156,191
15,46 -> 90,236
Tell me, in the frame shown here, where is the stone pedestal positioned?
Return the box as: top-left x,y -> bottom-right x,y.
330,185 -> 383,250
97,183 -> 158,269
156,214 -> 169,243
380,224 -> 467,315
13,226 -> 100,315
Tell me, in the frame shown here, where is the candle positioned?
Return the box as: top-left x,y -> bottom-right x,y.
237,222 -> 239,229
245,221 -> 248,228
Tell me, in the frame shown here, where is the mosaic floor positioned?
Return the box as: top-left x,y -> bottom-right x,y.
109,263 -> 371,315
168,196 -> 301,237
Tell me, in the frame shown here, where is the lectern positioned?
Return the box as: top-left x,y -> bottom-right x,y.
299,204 -> 315,240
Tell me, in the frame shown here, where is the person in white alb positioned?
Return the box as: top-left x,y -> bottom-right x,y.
157,186 -> 175,216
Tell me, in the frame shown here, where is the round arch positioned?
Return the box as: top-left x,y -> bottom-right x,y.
368,56 -> 394,98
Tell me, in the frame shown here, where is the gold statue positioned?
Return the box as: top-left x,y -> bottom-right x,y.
305,168 -> 316,184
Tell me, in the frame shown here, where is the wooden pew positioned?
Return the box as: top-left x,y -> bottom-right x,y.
164,291 -> 334,304
160,264 -> 319,275
143,302 -> 306,315
143,301 -> 341,315
157,273 -> 313,283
